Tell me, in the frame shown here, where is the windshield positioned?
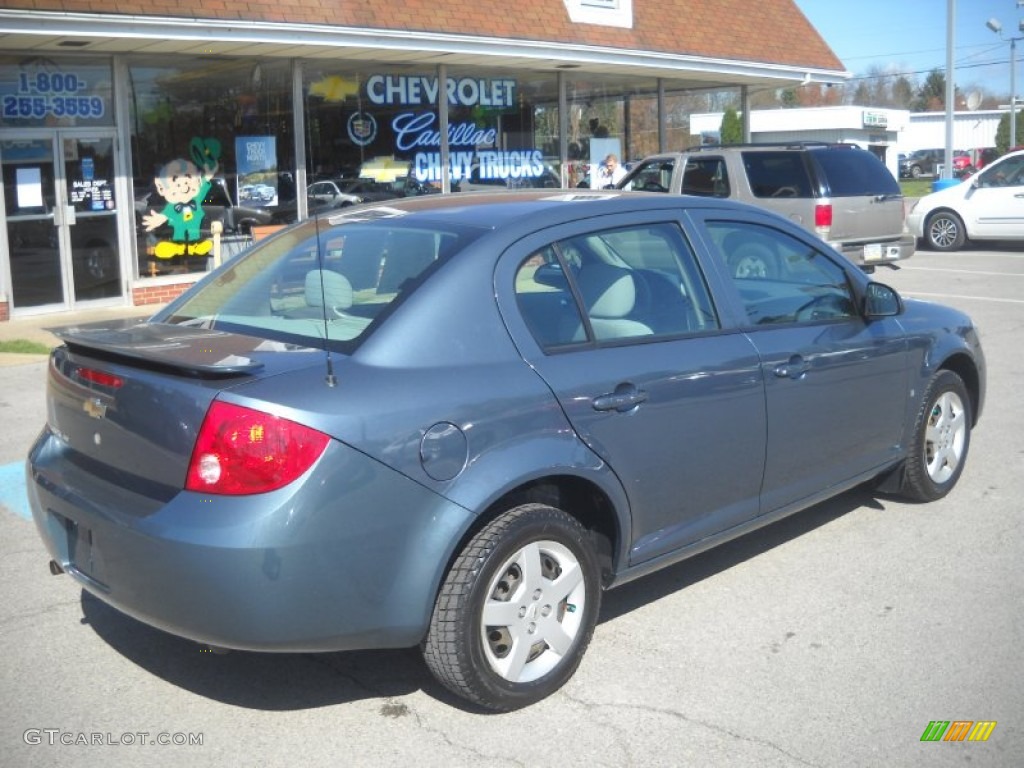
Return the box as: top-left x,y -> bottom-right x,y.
157,213 -> 482,353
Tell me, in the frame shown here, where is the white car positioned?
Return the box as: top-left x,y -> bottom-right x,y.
907,149 -> 1024,251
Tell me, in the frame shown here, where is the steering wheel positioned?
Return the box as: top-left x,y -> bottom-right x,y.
642,181 -> 668,192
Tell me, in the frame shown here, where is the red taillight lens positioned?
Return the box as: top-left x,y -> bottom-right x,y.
75,366 -> 124,389
186,401 -> 330,495
814,202 -> 833,231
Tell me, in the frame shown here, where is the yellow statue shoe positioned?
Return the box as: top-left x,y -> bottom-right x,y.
188,239 -> 213,256
154,240 -> 187,259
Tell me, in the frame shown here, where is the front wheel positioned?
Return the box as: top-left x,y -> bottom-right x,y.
925,211 -> 966,251
423,503 -> 601,710
901,370 -> 972,502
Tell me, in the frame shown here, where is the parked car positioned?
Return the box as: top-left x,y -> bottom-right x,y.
900,148 -> 944,179
307,178 -> 390,206
617,142 -> 914,268
270,181 -> 362,224
28,191 -> 984,711
907,148 -> 1024,250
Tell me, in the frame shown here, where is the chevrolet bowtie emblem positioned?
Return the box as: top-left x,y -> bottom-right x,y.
83,397 -> 107,419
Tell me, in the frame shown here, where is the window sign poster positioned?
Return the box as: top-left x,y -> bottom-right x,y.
16,166 -> 44,209
235,136 -> 278,206
0,58 -> 114,128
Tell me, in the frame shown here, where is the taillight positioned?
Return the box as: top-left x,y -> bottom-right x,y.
186,401 -> 330,495
75,366 -> 124,389
814,202 -> 833,235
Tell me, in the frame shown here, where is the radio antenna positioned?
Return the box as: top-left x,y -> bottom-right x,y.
304,92 -> 337,387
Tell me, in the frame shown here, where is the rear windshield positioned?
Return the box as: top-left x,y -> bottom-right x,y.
812,148 -> 900,197
159,214 -> 481,352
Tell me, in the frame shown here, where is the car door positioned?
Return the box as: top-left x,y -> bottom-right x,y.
696,215 -> 909,513
496,214 -> 767,565
960,154 -> 1024,239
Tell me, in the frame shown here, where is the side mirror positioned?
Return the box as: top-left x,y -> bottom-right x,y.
863,282 -> 902,318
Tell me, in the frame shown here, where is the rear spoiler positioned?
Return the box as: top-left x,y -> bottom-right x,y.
51,319 -> 265,377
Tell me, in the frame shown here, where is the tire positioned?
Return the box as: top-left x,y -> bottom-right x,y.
925,211 -> 966,251
423,503 -> 601,711
901,370 -> 971,502
911,164 -> 923,179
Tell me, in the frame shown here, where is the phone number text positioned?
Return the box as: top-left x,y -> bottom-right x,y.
3,95 -> 105,119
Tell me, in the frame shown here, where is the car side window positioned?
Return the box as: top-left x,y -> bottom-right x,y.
621,160 -> 674,192
741,152 -> 813,198
682,157 -> 730,198
708,221 -> 857,326
977,155 -> 1024,188
514,222 -> 719,349
514,246 -> 585,349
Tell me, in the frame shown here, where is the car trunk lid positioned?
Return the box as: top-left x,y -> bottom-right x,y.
45,319 -> 326,499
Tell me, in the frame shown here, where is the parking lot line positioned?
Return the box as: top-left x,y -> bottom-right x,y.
902,291 -> 1024,305
899,266 -> 1024,277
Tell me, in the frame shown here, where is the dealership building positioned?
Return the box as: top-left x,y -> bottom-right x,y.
0,1 -> 844,320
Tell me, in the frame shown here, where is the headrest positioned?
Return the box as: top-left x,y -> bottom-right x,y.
577,263 -> 636,319
305,270 -> 353,311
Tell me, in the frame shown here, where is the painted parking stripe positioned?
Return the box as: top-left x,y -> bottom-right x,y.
903,291 -> 1024,305
0,461 -> 31,521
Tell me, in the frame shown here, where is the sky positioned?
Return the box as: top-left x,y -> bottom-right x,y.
794,0 -> 1024,99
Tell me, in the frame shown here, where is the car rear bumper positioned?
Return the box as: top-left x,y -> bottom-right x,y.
27,429 -> 473,652
833,234 -> 916,266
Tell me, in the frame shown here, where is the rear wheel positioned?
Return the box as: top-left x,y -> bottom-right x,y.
423,503 -> 601,710
925,211 -> 966,251
901,370 -> 971,502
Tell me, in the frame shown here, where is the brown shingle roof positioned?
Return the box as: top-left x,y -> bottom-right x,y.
3,0 -> 844,73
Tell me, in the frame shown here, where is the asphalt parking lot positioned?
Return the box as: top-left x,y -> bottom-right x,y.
1,247 -> 1021,767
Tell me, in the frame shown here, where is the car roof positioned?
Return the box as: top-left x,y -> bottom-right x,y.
310,189 -> 748,233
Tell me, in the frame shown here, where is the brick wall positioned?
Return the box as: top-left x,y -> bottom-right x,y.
132,282 -> 192,306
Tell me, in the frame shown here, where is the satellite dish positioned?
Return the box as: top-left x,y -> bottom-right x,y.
967,91 -> 982,111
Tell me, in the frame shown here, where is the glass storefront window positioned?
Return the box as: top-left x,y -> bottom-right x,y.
445,66 -> 559,193
0,56 -> 114,129
303,63 -> 441,204
127,57 -> 295,279
566,73 -> 658,188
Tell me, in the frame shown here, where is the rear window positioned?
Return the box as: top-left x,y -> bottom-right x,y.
161,215 -> 481,352
812,148 -> 900,197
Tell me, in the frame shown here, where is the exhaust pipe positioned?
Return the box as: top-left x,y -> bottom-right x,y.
48,560 -> 64,575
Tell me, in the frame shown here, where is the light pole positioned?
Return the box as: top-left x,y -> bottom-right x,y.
987,15 -> 1024,148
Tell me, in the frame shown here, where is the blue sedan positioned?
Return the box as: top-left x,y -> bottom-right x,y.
28,191 -> 985,710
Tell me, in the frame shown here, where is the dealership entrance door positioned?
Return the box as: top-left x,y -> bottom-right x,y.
1,130 -> 123,314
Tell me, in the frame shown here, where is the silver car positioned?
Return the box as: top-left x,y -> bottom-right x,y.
28,191 -> 984,711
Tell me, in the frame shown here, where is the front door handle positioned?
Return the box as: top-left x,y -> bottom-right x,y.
593,383 -> 648,413
773,355 -> 810,379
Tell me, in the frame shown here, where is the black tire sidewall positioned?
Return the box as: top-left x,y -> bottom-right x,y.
904,370 -> 972,501
451,505 -> 601,710
927,212 -> 965,252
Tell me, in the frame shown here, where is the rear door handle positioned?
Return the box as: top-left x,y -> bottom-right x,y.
593,383 -> 648,412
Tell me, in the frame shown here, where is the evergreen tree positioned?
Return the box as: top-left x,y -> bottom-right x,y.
720,107 -> 743,144
994,110 -> 1024,153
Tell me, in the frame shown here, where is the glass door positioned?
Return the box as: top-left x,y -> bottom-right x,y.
1,131 -> 122,312
61,134 -> 121,303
